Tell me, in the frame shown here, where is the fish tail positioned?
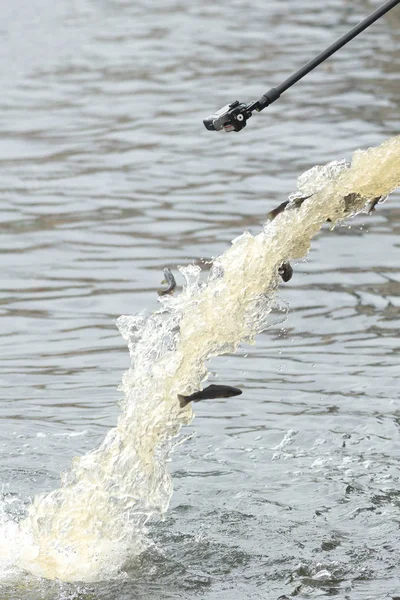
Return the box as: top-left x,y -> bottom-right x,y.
178,395 -> 189,408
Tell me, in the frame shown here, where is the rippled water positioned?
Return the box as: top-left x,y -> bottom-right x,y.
1,0 -> 399,598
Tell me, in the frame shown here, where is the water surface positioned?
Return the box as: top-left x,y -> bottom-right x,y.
1,0 -> 399,598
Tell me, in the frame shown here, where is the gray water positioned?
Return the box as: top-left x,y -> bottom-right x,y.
1,0 -> 399,598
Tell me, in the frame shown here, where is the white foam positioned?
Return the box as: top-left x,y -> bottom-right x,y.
2,135 -> 399,583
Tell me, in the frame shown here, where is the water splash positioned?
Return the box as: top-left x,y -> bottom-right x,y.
1,135 -> 399,583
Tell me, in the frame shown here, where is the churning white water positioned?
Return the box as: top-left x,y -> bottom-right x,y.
1,135 -> 399,583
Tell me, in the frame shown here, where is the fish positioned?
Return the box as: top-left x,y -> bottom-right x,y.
331,193 -> 384,220
266,194 -> 311,222
266,199 -> 291,222
266,195 -> 311,284
368,195 -> 385,213
278,262 -> 293,282
178,384 -> 242,408
158,267 -> 176,296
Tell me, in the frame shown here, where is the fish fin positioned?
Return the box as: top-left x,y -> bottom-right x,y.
178,395 -> 189,408
293,193 -> 312,207
368,196 -> 383,214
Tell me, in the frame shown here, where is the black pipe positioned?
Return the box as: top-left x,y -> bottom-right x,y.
258,0 -> 400,109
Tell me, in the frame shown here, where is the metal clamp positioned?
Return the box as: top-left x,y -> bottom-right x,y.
203,100 -> 254,132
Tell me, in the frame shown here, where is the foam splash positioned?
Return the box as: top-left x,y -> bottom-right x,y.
1,135 -> 399,583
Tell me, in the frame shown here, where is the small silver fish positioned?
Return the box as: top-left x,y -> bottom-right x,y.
266,195 -> 311,222
368,195 -> 385,213
158,268 -> 176,296
178,384 -> 242,408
